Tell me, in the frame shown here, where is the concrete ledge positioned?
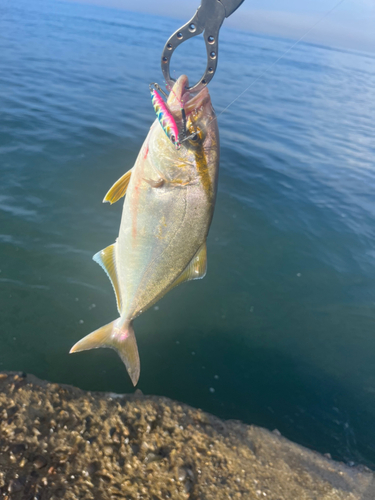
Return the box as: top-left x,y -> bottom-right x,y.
0,372 -> 374,499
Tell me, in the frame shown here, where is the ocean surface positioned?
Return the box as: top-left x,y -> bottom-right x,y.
1,0 -> 375,468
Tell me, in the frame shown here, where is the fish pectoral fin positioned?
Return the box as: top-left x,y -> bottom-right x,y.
70,319 -> 140,386
144,177 -> 164,188
93,243 -> 122,313
103,168 -> 133,204
169,241 -> 207,291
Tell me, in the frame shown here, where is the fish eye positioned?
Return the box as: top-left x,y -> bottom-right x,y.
187,126 -> 204,143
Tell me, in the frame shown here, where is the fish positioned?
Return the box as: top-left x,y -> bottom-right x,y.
70,75 -> 220,385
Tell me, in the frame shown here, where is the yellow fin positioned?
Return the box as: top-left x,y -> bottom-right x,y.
103,168 -> 133,204
70,319 -> 140,386
93,244 -> 122,313
169,242 -> 207,291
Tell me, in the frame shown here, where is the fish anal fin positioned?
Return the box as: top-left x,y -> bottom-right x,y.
70,319 -> 140,386
169,242 -> 207,292
93,244 -> 122,313
103,168 -> 133,204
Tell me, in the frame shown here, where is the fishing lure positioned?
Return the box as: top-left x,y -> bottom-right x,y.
150,83 -> 181,149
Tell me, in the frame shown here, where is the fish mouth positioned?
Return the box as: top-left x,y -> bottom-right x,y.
167,75 -> 210,115
184,86 -> 210,114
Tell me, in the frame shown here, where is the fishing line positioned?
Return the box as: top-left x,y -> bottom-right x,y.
209,0 -> 346,126
156,0 -> 345,146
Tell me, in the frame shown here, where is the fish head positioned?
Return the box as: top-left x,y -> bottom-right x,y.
166,75 -> 218,151
149,75 -> 219,192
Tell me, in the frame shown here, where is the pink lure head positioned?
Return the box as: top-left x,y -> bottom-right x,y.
150,87 -> 181,149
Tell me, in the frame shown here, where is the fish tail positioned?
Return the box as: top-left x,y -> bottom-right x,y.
70,318 -> 140,386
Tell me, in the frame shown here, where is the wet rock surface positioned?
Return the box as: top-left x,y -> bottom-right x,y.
0,372 -> 374,500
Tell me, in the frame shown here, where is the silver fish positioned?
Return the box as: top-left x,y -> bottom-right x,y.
70,75 -> 220,385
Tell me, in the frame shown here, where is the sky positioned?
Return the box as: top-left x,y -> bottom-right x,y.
65,0 -> 375,53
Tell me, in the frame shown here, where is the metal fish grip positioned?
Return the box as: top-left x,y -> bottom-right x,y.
161,0 -> 245,93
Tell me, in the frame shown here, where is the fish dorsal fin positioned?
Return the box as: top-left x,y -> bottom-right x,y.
93,244 -> 122,313
169,242 -> 207,292
103,168 -> 133,204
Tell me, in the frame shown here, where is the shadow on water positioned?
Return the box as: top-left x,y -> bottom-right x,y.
48,310 -> 375,469
138,332 -> 375,469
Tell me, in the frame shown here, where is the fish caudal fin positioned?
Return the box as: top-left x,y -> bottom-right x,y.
70,319 -> 140,386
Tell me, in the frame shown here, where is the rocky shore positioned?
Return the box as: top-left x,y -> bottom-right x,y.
0,372 -> 374,499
